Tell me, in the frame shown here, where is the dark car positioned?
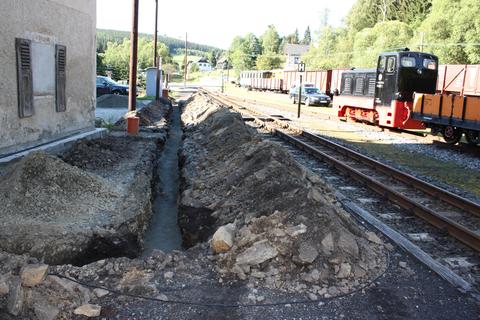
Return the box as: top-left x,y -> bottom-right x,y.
96,76 -> 129,97
290,87 -> 331,107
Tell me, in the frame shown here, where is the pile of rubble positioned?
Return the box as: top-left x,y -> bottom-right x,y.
180,94 -> 387,295
0,249 -> 194,319
116,99 -> 171,131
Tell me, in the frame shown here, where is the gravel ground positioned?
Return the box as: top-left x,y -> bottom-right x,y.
223,96 -> 480,204
73,249 -> 480,320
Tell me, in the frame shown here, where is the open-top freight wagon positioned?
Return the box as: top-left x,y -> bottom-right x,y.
412,64 -> 480,144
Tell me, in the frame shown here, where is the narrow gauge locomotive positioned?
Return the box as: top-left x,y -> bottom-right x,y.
333,50 -> 438,130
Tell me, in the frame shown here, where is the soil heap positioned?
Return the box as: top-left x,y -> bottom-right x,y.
0,135 -> 158,265
180,93 -> 386,294
116,99 -> 171,130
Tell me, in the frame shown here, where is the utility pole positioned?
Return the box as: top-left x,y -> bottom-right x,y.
128,0 -> 139,112
153,0 -> 160,100
184,32 -> 188,88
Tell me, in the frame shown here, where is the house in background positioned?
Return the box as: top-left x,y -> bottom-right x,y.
216,58 -> 229,70
283,44 -> 310,70
0,0 -> 97,157
190,57 -> 213,72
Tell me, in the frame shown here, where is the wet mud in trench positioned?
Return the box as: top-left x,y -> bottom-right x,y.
143,105 -> 183,255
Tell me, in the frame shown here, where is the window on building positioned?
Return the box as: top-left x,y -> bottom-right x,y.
15,38 -> 34,118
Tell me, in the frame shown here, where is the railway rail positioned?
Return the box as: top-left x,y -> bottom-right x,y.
222,90 -> 480,151
201,88 -> 480,292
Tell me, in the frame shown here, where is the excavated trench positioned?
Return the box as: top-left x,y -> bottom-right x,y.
142,105 -> 183,255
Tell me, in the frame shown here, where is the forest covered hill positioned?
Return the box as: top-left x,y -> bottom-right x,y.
97,29 -> 220,55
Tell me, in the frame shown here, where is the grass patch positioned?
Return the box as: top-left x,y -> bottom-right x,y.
345,140 -> 480,197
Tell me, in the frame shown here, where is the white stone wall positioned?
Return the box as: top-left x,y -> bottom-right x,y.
0,0 -> 96,156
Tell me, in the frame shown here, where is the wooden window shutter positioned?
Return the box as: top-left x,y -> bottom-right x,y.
55,44 -> 66,112
15,38 -> 34,118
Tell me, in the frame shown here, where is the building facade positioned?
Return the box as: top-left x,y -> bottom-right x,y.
0,0 -> 96,156
283,44 -> 310,71
190,57 -> 213,72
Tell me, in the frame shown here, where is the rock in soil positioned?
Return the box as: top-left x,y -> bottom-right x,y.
73,304 -> 101,317
20,264 -> 49,287
211,223 -> 236,253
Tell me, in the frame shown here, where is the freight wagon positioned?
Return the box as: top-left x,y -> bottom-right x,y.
411,64 -> 480,144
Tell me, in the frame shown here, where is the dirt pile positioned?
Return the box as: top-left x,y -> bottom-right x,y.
179,93 -> 386,294
116,99 -> 170,130
0,151 -> 122,264
0,134 -> 159,265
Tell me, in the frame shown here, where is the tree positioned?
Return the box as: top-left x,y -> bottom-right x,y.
256,53 -> 284,70
229,36 -> 256,71
103,38 -> 170,80
302,26 -> 312,45
351,21 -> 413,67
418,0 -> 480,64
96,53 -> 107,76
261,25 -> 281,54
190,63 -> 200,73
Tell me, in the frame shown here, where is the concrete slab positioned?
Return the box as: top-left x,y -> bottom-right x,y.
0,128 -> 107,164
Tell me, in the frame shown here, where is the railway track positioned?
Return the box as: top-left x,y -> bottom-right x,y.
201,88 -> 480,293
223,90 -> 480,151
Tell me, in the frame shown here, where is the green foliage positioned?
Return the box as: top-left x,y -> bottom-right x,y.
97,29 -> 220,55
301,0 -> 476,68
261,25 -> 281,54
352,21 -> 413,67
229,35 -> 259,72
302,26 -> 312,45
285,29 -> 300,45
103,38 -> 170,80
256,53 -> 284,70
96,53 -> 107,76
190,63 -> 200,73
418,0 -> 480,63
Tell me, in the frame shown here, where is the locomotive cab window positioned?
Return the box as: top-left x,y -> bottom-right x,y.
401,57 -> 416,67
386,57 -> 396,73
378,56 -> 386,71
423,59 -> 437,70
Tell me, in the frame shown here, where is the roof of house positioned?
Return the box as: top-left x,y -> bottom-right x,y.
283,44 -> 310,56
196,57 -> 210,63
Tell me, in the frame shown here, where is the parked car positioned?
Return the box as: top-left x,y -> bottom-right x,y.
290,86 -> 331,106
96,76 -> 129,97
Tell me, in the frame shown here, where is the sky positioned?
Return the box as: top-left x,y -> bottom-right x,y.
97,0 -> 356,49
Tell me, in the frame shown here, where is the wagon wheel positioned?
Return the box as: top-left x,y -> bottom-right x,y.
465,130 -> 480,145
442,126 -> 462,145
